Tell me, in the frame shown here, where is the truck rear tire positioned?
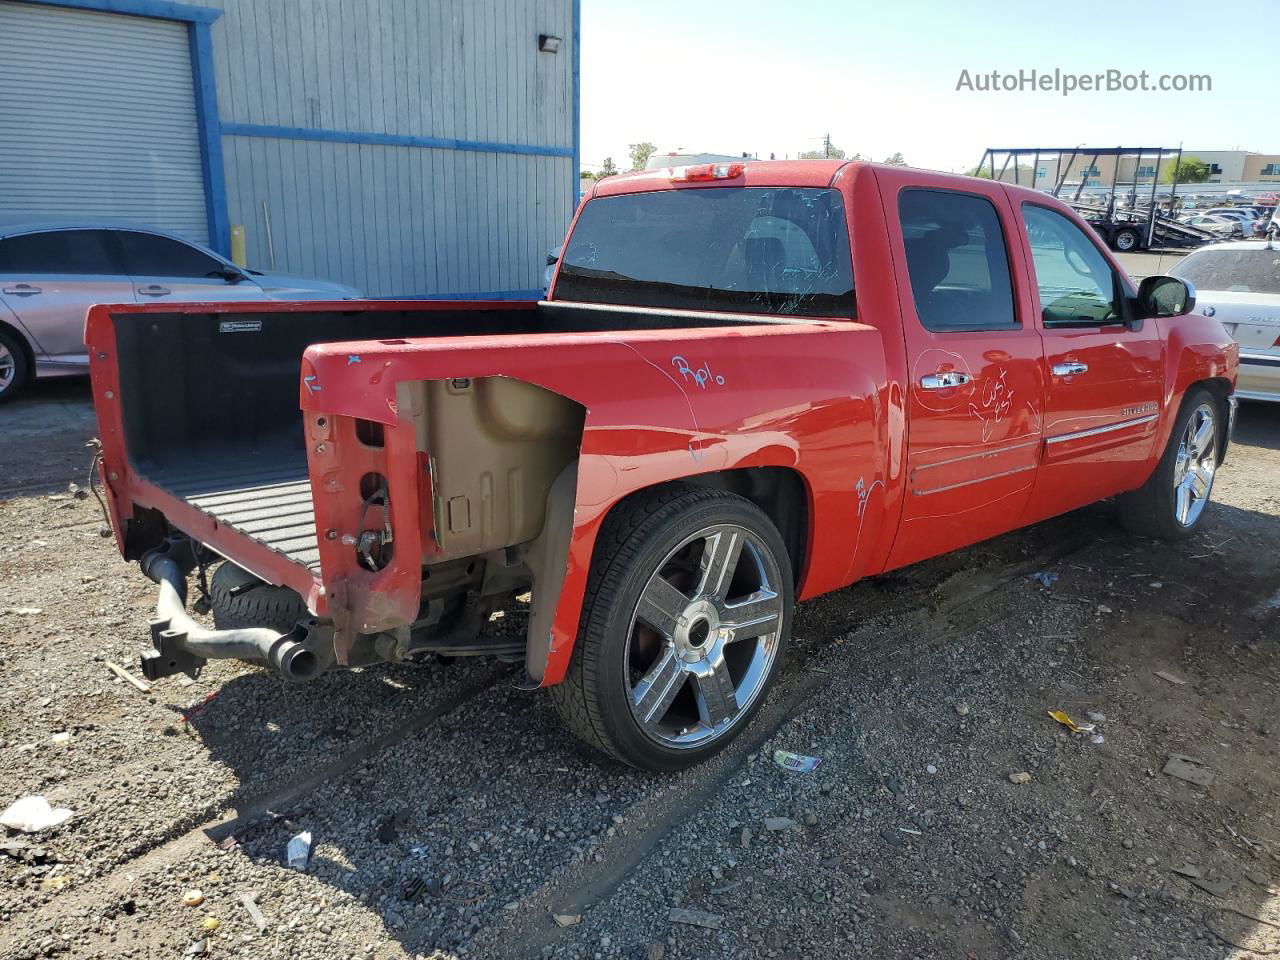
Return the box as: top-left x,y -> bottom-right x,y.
549,485 -> 793,771
1117,387 -> 1220,540
210,561 -> 308,635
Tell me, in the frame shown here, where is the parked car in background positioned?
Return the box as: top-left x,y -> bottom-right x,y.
1179,214 -> 1244,237
1202,207 -> 1260,231
0,221 -> 361,401
1170,240 -> 1280,401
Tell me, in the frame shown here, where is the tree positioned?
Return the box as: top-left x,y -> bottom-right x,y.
881,152 -> 907,166
1163,156 -> 1210,184
628,142 -> 657,171
966,163 -> 1036,183
579,169 -> 595,180
800,137 -> 846,160
598,156 -> 619,179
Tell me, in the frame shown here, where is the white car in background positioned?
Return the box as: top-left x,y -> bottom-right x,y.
1169,240 -> 1280,401
1179,214 -> 1244,238
0,221 -> 361,402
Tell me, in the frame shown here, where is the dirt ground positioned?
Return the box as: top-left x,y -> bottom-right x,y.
3,377 -> 1280,960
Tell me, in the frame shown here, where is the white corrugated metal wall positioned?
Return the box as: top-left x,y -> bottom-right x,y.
214,0 -> 576,296
0,1 -> 210,243
3,0 -> 576,298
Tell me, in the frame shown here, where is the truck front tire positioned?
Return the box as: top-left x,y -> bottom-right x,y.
1118,386 -> 1220,539
550,486 -> 794,771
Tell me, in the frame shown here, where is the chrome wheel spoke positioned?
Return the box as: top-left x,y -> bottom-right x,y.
631,646 -> 686,729
1190,467 -> 1211,499
636,574 -> 689,637
695,530 -> 743,601
722,590 -> 782,640
1191,417 -> 1214,457
690,655 -> 739,730
1176,480 -> 1193,524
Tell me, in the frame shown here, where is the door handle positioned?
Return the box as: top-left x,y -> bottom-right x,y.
1052,361 -> 1089,376
920,371 -> 971,389
2,284 -> 41,296
138,286 -> 171,296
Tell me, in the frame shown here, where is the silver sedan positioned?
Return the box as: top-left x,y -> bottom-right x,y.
0,221 -> 361,401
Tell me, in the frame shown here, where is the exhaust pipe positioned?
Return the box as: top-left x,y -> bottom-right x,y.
139,548 -> 322,683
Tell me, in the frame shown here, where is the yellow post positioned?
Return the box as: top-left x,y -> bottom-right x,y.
229,224 -> 247,267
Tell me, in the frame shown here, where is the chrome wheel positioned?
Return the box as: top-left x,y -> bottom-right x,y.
624,524 -> 783,749
1173,402 -> 1217,527
0,342 -> 15,393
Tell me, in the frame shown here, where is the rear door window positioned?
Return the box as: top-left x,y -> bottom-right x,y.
554,187 -> 854,317
117,232 -> 226,278
898,189 -> 1017,332
0,230 -> 122,275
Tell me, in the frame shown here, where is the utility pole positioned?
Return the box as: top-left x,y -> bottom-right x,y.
823,133 -> 832,159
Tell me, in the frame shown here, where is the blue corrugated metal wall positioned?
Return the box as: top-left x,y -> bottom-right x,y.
211,0 -> 576,296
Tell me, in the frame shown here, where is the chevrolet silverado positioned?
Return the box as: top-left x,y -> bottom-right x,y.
88,160 -> 1238,770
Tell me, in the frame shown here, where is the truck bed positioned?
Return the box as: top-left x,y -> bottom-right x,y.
143,461 -> 319,571
107,299 -> 800,583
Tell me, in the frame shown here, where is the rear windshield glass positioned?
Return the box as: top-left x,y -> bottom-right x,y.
554,187 -> 854,317
1171,248 -> 1280,294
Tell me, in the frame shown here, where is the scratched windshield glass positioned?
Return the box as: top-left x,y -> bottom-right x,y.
554,187 -> 855,317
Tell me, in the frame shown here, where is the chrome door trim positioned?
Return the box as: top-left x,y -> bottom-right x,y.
912,463 -> 1037,496
912,437 -> 1042,473
1045,414 -> 1158,445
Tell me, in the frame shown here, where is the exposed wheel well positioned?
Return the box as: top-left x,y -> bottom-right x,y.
615,468 -> 810,589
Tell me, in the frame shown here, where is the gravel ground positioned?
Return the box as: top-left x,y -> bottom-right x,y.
3,377 -> 1280,960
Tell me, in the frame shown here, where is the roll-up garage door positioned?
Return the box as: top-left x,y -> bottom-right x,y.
0,1 -> 209,244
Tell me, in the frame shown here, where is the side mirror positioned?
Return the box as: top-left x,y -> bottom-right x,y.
545,245 -> 562,267
1137,275 -> 1195,319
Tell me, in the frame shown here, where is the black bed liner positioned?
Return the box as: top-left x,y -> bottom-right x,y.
143,461 -> 318,571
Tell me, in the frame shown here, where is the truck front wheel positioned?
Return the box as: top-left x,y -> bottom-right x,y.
550,486 -> 793,771
1118,387 -> 1220,539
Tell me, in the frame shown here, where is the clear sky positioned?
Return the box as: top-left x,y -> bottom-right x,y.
580,0 -> 1278,173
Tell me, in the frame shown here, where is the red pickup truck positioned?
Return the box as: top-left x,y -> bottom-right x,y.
88,160 -> 1238,770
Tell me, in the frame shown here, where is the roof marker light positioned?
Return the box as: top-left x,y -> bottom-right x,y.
668,163 -> 745,182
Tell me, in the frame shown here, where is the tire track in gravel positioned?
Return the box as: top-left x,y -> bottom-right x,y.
478,516 -> 1107,958
5,665 -> 509,941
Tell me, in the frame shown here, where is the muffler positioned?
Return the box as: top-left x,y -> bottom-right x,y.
139,548 -> 323,683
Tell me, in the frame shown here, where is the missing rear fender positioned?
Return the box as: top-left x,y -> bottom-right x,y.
397,376 -> 585,680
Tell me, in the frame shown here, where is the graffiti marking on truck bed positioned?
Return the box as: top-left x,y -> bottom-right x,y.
671,355 -> 726,389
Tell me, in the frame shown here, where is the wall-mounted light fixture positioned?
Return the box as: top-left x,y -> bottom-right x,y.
538,33 -> 562,53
